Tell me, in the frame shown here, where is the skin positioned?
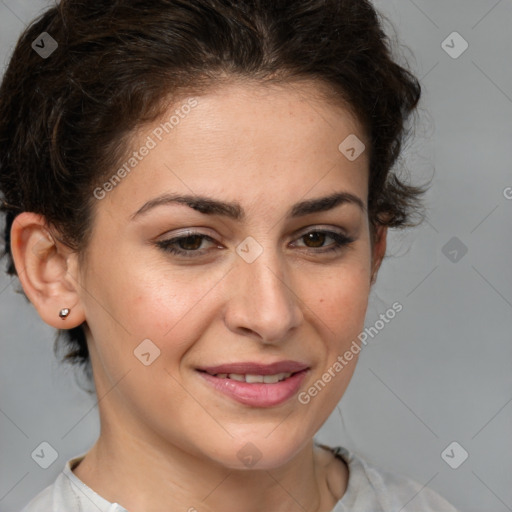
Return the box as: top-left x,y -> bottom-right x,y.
11,80 -> 387,512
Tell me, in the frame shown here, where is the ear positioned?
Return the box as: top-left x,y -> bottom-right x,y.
370,224 -> 387,286
9,212 -> 86,329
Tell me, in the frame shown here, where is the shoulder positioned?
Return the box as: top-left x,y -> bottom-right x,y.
327,445 -> 460,512
19,465 -> 84,511
20,478 -> 59,511
20,454 -> 87,511
20,453 -> 128,512
20,454 -> 85,511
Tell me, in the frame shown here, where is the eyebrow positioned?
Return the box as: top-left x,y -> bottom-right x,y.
130,191 -> 366,222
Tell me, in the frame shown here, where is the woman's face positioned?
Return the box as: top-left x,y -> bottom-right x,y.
75,81 -> 385,469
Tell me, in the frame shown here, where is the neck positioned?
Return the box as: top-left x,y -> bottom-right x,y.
73,423 -> 347,512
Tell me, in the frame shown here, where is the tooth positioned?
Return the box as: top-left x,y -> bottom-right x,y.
224,372 -> 294,383
245,374 -> 264,383
228,373 -> 245,382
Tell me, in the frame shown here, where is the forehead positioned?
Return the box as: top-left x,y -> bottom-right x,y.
99,80 -> 370,221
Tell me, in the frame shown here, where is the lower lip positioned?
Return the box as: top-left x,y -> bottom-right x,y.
198,370 -> 309,407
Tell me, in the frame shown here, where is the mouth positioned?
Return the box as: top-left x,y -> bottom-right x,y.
199,371 -> 296,384
197,360 -> 309,376
196,361 -> 310,407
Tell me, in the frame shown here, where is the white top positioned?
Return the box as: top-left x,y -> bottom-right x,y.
20,445 -> 459,511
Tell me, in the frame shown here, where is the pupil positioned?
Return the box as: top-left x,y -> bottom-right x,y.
179,235 -> 202,250
305,232 -> 324,248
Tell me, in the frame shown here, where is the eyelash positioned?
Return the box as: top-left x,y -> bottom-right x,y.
155,229 -> 354,258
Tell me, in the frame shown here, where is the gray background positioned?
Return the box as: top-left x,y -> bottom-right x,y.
1,1 -> 511,511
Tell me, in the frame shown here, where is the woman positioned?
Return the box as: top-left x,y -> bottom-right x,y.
0,0 -> 459,510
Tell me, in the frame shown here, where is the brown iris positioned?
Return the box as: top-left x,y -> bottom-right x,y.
178,235 -> 204,251
303,232 -> 326,248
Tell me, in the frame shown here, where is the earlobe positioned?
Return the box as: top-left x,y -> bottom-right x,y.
9,212 -> 86,329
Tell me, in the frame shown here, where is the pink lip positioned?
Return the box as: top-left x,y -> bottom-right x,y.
198,360 -> 309,375
198,369 -> 309,407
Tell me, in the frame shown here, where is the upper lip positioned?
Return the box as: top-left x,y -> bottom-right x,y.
197,360 -> 309,375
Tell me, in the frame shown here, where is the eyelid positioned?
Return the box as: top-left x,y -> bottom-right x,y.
293,224 -> 349,238
155,228 -> 219,245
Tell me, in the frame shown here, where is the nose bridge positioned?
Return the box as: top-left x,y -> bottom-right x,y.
226,236 -> 303,342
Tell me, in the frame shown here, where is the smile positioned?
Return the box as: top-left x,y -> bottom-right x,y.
196,361 -> 310,407
204,372 -> 293,383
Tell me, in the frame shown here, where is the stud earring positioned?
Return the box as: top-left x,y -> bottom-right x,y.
59,308 -> 71,319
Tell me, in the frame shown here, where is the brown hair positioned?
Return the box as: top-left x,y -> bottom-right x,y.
0,0 -> 424,378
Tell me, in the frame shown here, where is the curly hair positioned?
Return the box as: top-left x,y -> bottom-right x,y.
0,0 -> 424,377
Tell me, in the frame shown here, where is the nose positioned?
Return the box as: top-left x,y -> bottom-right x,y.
223,247 -> 304,344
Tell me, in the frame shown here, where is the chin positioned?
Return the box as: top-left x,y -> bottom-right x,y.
201,430 -> 312,471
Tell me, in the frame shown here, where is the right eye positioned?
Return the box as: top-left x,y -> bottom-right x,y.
155,232 -> 220,258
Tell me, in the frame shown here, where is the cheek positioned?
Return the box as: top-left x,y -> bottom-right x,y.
300,264 -> 370,412
82,256 -> 226,371
308,259 -> 372,342
83,242 -> 180,333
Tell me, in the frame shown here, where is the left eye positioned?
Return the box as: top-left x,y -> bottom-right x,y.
292,230 -> 353,251
155,230 -> 354,258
